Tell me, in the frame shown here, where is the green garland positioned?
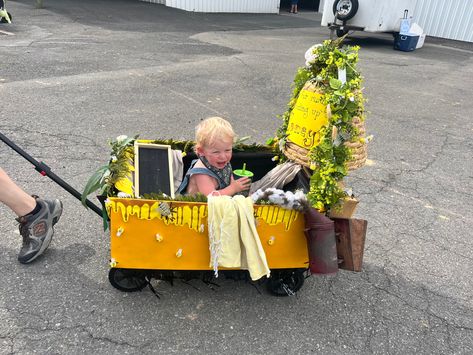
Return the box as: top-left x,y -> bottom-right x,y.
275,38 -> 365,211
81,135 -> 137,205
81,136 -> 279,203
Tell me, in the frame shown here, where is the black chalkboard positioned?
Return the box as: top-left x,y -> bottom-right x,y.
134,143 -> 174,198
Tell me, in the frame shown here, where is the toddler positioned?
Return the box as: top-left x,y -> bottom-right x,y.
177,117 -> 251,196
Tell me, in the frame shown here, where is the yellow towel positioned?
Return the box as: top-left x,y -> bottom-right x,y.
207,195 -> 270,281
207,195 -> 241,270
233,196 -> 271,281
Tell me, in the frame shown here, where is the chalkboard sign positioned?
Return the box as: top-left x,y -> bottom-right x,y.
134,143 -> 174,198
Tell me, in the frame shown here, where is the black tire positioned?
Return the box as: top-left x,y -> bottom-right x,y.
0,12 -> 12,23
267,269 -> 305,297
332,0 -> 358,21
108,268 -> 148,292
336,28 -> 349,38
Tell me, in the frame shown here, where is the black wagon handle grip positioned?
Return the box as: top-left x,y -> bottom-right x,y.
0,131 -> 103,217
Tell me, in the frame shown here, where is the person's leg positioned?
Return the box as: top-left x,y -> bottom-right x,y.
0,167 -> 63,263
0,168 -> 36,216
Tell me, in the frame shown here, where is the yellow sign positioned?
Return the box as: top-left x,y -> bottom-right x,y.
287,89 -> 328,149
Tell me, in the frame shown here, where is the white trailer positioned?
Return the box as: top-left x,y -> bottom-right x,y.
321,0 -> 417,37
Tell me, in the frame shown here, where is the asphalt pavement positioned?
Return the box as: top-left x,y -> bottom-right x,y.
1,0 -> 473,354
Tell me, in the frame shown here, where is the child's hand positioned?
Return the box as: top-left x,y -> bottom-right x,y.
230,176 -> 251,194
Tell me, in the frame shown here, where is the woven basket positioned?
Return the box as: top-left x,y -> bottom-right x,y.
282,79 -> 367,171
283,141 -> 311,166
345,116 -> 367,171
282,81 -> 324,167
282,117 -> 367,171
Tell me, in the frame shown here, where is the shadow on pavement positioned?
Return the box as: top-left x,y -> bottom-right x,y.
14,0 -> 322,33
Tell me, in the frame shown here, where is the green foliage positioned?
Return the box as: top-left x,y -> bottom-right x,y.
141,192 -> 208,203
307,131 -> 348,210
81,135 -> 138,206
150,139 -> 195,154
82,137 -> 278,206
81,165 -> 109,206
275,38 -> 366,211
150,138 -> 277,154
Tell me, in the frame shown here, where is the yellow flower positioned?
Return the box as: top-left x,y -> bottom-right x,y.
115,177 -> 133,195
124,150 -> 134,160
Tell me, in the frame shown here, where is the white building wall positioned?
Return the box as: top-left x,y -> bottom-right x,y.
413,0 -> 473,42
141,0 -> 165,4
141,0 -> 280,13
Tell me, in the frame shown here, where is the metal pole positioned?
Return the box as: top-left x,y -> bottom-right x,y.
0,131 -> 103,218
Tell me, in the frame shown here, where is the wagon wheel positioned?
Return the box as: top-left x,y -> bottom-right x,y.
108,268 -> 148,292
332,0 -> 359,21
266,269 -> 305,297
336,28 -> 349,38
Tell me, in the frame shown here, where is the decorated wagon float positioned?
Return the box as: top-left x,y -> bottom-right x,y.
82,38 -> 371,297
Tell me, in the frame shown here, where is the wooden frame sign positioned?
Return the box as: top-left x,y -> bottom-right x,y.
134,142 -> 175,198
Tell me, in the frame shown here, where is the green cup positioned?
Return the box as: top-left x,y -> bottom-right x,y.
233,167 -> 253,197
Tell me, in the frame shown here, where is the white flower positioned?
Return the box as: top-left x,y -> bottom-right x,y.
116,135 -> 128,143
294,190 -> 307,202
304,44 -> 322,66
117,192 -> 131,198
268,192 -> 285,205
251,189 -> 265,203
278,139 -> 285,152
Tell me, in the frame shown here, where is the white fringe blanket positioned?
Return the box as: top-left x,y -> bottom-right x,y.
207,195 -> 270,281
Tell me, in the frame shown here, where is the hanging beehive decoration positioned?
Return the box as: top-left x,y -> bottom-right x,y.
274,38 -> 370,212
285,81 -> 329,152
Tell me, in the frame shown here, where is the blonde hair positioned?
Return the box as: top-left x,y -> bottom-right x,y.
195,116 -> 235,150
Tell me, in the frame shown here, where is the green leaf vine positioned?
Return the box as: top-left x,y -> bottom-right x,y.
276,38 -> 366,211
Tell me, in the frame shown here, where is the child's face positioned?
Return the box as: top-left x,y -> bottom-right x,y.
198,139 -> 233,169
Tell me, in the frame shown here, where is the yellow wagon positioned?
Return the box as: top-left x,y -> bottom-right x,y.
102,147 -> 317,296
106,196 -> 310,296
81,140 -> 365,297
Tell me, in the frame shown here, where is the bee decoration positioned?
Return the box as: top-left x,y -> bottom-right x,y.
156,201 -> 177,222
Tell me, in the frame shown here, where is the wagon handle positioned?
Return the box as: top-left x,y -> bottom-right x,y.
0,131 -> 103,218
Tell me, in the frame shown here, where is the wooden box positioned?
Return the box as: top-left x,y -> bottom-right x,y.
332,218 -> 368,272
